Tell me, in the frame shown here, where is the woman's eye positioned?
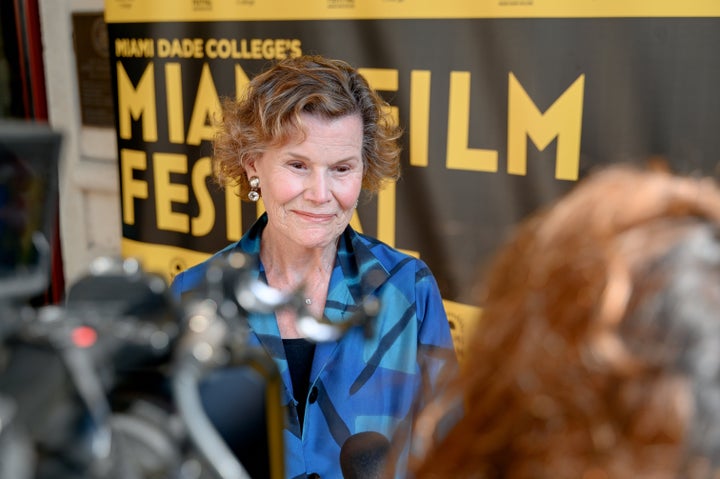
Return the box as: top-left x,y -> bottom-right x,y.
335,163 -> 357,173
289,162 -> 306,170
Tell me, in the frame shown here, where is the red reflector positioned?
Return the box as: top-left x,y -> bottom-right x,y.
71,326 -> 97,348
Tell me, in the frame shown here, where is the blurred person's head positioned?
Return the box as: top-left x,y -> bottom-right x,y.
411,165 -> 720,479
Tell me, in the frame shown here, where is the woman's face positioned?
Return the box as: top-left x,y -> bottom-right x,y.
246,112 -> 364,250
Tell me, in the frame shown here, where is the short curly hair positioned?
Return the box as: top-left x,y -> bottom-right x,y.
212,55 -> 402,200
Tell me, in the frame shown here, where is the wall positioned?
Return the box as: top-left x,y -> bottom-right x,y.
38,0 -> 120,288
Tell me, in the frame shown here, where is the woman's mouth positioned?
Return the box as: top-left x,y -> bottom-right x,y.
294,210 -> 335,222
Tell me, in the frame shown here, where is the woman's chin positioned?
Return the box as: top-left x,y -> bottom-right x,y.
293,228 -> 344,250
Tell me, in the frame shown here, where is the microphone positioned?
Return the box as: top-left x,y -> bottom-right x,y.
340,431 -> 391,479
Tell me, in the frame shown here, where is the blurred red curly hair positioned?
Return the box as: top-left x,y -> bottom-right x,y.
410,165 -> 720,479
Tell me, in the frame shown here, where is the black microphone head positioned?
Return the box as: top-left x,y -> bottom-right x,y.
340,431 -> 391,479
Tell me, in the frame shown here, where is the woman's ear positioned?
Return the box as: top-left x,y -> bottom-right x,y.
244,156 -> 258,176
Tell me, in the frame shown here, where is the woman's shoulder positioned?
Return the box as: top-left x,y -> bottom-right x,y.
171,241 -> 245,297
351,229 -> 430,271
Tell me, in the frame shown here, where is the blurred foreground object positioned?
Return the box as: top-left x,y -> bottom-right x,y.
0,119 -> 60,303
411,165 -> 720,479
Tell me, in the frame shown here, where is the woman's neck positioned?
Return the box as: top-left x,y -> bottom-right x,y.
260,231 -> 336,338
259,229 -> 337,287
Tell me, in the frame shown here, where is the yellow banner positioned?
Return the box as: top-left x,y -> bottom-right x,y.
122,237 -> 211,285
443,300 -> 481,363
105,0 -> 720,23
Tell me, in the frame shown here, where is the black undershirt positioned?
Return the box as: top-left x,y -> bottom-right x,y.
282,338 -> 316,431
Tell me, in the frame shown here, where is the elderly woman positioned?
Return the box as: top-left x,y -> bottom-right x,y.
171,55 -> 457,478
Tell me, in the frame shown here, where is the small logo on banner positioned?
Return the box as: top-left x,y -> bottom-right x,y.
169,257 -> 188,281
327,0 -> 355,9
111,0 -> 135,9
498,0 -> 534,5
192,0 -> 213,11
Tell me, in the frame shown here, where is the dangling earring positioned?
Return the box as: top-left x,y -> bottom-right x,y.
248,176 -> 260,202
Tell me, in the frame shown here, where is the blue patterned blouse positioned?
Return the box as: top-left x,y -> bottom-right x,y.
171,213 -> 458,479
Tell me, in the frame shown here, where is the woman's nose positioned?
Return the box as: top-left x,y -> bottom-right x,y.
305,171 -> 332,203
